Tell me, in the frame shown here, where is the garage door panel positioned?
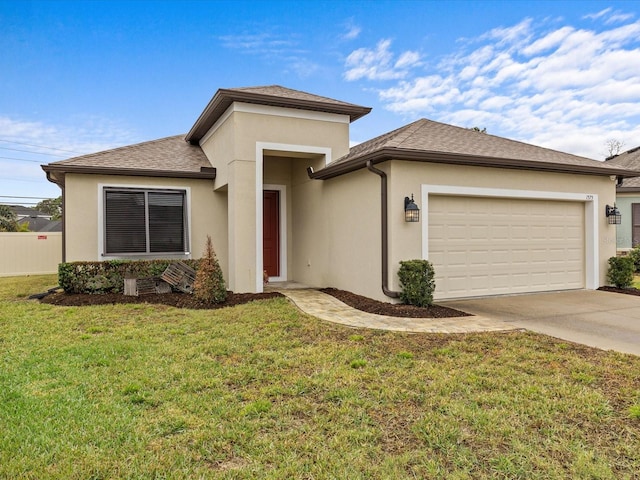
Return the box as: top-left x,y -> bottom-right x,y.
429,196 -> 585,299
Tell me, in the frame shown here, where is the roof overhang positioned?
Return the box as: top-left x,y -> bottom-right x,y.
185,88 -> 372,144
42,164 -> 216,184
309,148 -> 640,180
616,186 -> 640,193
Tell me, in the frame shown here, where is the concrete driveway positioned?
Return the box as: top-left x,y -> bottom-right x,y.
441,290 -> 640,356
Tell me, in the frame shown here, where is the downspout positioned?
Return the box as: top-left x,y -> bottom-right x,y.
46,171 -> 65,263
60,184 -> 66,263
366,160 -> 401,298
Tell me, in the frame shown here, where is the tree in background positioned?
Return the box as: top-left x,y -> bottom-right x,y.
35,196 -> 62,220
0,205 -> 19,232
605,139 -> 625,159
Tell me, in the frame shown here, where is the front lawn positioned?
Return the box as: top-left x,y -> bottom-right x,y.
1,275 -> 639,479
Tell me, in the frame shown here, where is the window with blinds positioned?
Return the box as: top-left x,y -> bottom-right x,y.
104,188 -> 187,254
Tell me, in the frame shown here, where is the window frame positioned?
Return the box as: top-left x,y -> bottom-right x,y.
99,184 -> 191,258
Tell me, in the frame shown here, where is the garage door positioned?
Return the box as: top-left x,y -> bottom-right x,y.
428,195 -> 585,299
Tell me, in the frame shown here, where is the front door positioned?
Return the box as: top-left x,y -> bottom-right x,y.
263,190 -> 280,278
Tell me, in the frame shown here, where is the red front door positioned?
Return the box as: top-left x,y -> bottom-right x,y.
263,190 -> 280,278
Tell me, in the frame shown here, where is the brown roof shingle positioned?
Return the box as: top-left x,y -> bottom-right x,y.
42,135 -> 215,181
605,146 -> 640,190
311,118 -> 640,179
185,85 -> 371,143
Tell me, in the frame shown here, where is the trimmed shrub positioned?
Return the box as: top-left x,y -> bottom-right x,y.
398,259 -> 436,307
607,256 -> 634,289
58,259 -> 200,294
628,246 -> 640,273
193,236 -> 227,303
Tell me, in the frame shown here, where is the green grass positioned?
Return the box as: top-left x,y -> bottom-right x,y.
633,275 -> 640,289
1,275 -> 640,479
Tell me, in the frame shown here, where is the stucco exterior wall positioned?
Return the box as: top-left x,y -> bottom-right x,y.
613,193 -> 638,250
290,156 -> 330,287
303,161 -> 616,302
197,103 -> 351,292
388,161 -> 617,294
316,168 -> 383,300
63,173 -> 228,282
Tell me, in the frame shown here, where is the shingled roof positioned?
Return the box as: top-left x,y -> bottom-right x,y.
185,85 -> 371,143
310,118 -> 640,179
42,135 -> 215,185
605,146 -> 640,190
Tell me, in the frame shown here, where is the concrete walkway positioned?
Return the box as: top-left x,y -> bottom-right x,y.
274,288 -> 515,333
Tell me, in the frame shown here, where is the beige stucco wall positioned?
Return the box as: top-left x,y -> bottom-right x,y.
320,168 -> 382,298
63,173 -> 228,282
302,160 -> 616,302
290,156 -> 331,287
387,161 -> 617,296
197,103 -> 351,292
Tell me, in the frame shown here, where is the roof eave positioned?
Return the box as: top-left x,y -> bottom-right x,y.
42,164 -> 216,180
309,148 -> 640,180
185,88 -> 372,144
616,186 -> 640,193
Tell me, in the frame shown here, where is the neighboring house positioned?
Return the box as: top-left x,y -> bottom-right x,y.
5,205 -> 61,232
42,86 -> 639,301
16,216 -> 62,232
604,146 -> 640,252
9,205 -> 52,220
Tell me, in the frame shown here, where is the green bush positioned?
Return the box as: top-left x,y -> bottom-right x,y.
193,236 -> 227,304
58,259 -> 200,294
628,246 -> 640,273
398,259 -> 436,307
607,256 -> 634,289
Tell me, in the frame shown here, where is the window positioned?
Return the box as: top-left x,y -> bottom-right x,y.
104,188 -> 187,255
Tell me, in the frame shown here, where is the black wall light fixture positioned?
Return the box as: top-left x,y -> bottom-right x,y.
605,204 -> 621,225
404,194 -> 420,222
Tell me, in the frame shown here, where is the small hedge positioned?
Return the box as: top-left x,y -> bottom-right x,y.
628,246 -> 640,273
398,259 -> 436,307
607,256 -> 634,289
58,259 -> 200,294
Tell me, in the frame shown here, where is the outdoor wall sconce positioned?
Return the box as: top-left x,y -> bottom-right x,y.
404,194 -> 420,222
606,204 -> 621,225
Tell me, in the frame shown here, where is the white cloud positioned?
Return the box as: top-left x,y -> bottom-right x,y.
482,18 -> 533,47
218,33 -> 297,53
344,39 -> 421,81
0,115 -> 135,156
582,8 -> 612,20
0,115 -> 138,200
342,23 -> 362,40
218,31 -> 320,79
606,12 -> 635,24
583,7 -> 635,25
346,14 -> 640,159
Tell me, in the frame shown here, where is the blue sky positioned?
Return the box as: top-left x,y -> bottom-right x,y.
2,0 -> 640,205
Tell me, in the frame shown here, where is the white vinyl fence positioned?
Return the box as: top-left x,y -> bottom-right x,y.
0,232 -> 62,277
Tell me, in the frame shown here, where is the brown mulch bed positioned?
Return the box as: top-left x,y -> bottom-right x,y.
39,287 -> 470,318
598,286 -> 640,296
40,291 -> 283,310
320,288 -> 470,318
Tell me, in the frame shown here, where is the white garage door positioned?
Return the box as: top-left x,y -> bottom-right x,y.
428,195 -> 585,299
